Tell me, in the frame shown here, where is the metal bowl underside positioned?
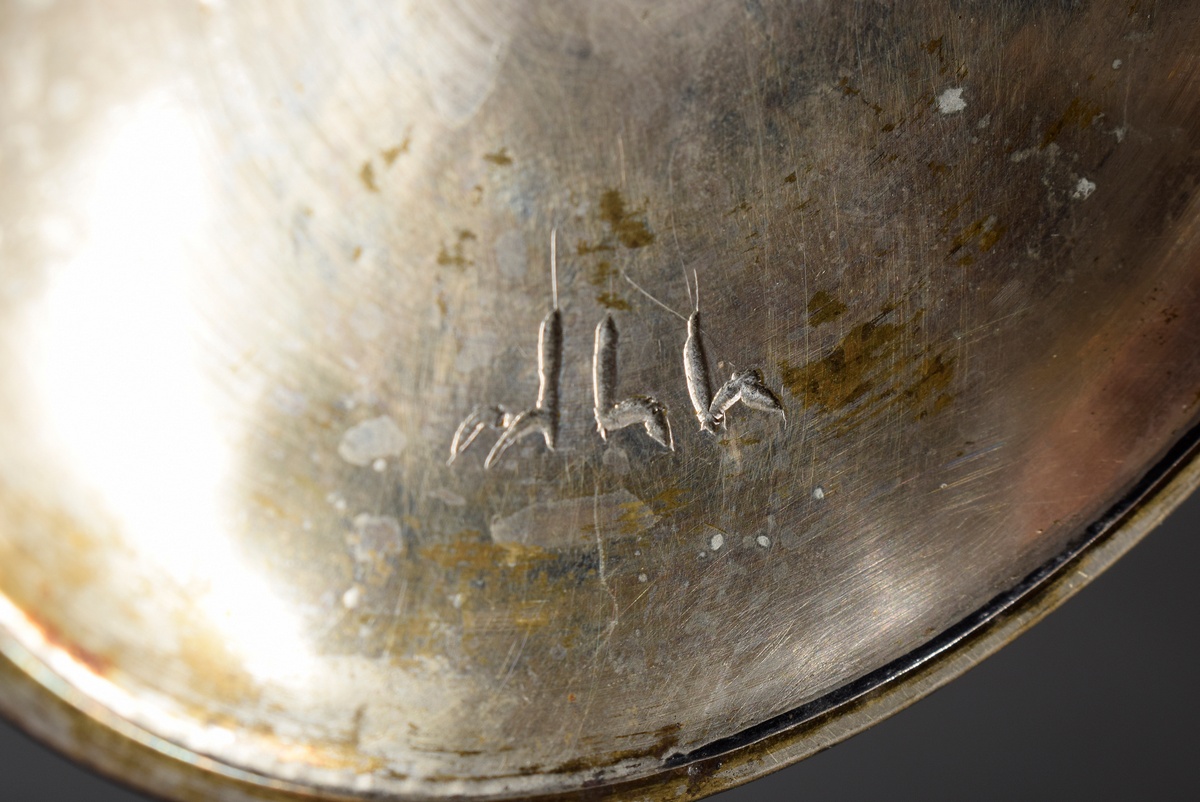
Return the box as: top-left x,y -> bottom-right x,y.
2,1 -> 1200,800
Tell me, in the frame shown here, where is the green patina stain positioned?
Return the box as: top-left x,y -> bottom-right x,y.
483,147 -> 513,166
599,189 -> 655,249
807,291 -> 848,326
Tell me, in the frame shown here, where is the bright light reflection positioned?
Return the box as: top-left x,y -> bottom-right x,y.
29,94 -> 313,685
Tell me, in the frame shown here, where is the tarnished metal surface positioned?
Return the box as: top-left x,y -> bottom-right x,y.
2,1 -> 1200,799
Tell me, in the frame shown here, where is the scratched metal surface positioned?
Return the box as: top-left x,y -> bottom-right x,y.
1,1 -> 1200,800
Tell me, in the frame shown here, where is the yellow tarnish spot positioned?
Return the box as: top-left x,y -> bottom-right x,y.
904,354 -> 956,419
436,230 -> 476,268
807,290 -> 848,326
483,147 -> 513,166
577,240 -> 615,256
978,225 -> 1005,252
359,161 -> 379,192
421,537 -> 550,571
1042,97 -> 1104,148
599,189 -> 655,249
780,309 -> 956,428
836,77 -> 884,115
781,317 -> 905,412
649,487 -> 687,513
922,36 -> 951,75
381,139 -> 410,166
949,216 -> 1005,259
596,292 -> 631,311
616,498 -> 658,536
588,261 -> 615,286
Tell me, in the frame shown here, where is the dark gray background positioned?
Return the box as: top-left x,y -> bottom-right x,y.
2,488 -> 1197,801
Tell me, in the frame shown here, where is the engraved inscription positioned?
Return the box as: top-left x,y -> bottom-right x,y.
683,310 -> 718,432
448,232 -> 563,469
448,230 -> 786,469
682,276 -> 785,433
709,369 -> 786,423
593,313 -> 674,450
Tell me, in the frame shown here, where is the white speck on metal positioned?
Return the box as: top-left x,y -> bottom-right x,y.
637,573 -> 648,583
710,532 -> 725,551
339,415 -> 406,466
341,585 -> 362,609
937,87 -> 966,115
756,535 -> 771,548
813,486 -> 826,500
1072,177 -> 1097,200
372,458 -> 387,472
1112,59 -> 1122,69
